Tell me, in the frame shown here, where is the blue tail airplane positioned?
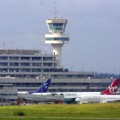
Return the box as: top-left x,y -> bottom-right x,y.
18,79 -> 51,94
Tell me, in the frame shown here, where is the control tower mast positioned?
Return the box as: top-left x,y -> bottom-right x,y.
45,18 -> 69,66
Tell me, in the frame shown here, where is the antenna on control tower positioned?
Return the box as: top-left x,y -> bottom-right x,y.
54,0 -> 57,18
54,0 -> 61,19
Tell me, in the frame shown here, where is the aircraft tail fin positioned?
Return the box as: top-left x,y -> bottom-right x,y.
31,79 -> 51,93
101,79 -> 120,95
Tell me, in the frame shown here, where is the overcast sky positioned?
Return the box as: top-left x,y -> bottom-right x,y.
0,0 -> 120,74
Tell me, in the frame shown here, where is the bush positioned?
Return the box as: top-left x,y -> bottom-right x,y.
13,111 -> 25,116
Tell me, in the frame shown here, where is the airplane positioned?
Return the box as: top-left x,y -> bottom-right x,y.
17,79 -> 64,103
75,79 -> 120,104
18,79 -> 51,94
56,79 -> 120,103
75,94 -> 120,104
19,92 -> 64,103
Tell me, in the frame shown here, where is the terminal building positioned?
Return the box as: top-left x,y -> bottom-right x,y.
0,17 -> 114,94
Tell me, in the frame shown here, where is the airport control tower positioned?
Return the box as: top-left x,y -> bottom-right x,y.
45,18 -> 69,66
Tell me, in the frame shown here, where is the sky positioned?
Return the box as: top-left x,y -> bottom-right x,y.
0,0 -> 120,74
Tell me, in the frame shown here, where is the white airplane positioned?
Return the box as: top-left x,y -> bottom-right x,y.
75,95 -> 120,104
75,79 -> 120,104
19,92 -> 64,103
56,79 -> 120,103
18,79 -> 64,103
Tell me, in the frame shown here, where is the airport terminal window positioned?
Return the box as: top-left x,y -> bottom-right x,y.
43,69 -> 49,72
32,69 -> 41,72
9,63 -> 19,66
21,63 -> 30,66
32,57 -> 42,61
51,83 -> 80,86
0,93 -> 17,96
0,62 -> 8,66
101,83 -> 110,87
58,83 -> 68,86
9,57 -> 19,60
43,63 -> 52,67
43,63 -> 47,67
14,83 -> 20,87
53,68 -> 63,72
20,69 -> 30,72
50,83 -> 83,87
43,57 -> 53,61
0,56 -> 8,60
0,68 -> 8,72
81,83 -> 89,86
89,83 -> 100,87
21,57 -> 30,61
14,83 -> 41,87
9,68 -> 19,72
32,63 -> 42,66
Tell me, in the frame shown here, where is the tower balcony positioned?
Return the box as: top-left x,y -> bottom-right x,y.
45,34 -> 69,44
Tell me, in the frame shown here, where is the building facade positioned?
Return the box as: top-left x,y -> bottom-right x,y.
0,49 -> 113,93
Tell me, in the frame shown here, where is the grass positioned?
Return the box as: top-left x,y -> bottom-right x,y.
0,103 -> 120,120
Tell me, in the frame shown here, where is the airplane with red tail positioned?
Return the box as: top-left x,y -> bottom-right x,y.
56,79 -> 120,103
75,79 -> 120,104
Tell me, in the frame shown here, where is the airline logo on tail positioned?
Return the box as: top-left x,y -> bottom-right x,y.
108,83 -> 117,94
41,80 -> 51,92
101,79 -> 120,95
31,79 -> 51,93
